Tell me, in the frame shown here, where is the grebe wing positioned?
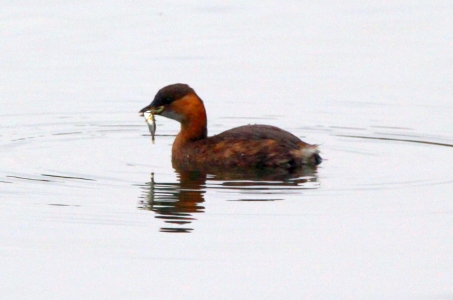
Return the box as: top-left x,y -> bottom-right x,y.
211,124 -> 309,148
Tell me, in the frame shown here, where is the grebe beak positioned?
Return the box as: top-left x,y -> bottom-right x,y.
138,105 -> 164,117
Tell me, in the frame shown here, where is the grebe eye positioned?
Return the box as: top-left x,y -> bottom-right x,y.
164,97 -> 172,104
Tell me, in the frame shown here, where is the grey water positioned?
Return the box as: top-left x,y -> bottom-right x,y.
1,1 -> 453,299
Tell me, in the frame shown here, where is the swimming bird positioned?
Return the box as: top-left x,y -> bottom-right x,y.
139,83 -> 321,170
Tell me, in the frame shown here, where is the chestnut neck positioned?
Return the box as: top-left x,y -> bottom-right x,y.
172,94 -> 208,150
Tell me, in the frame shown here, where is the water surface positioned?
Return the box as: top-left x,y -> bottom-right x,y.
1,1 -> 453,299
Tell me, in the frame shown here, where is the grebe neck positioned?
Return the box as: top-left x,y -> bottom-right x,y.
171,94 -> 208,149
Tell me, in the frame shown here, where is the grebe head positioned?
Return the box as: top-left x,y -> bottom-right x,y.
139,83 -> 204,123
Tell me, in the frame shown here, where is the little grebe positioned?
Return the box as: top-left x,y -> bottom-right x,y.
139,84 -> 322,170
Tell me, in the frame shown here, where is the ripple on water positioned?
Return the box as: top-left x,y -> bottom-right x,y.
324,125 -> 453,192
2,112 -> 453,233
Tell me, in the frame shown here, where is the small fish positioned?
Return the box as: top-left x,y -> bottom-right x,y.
143,111 -> 156,141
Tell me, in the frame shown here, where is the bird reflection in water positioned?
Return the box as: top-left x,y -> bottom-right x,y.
139,170 -> 206,233
139,165 -> 320,233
